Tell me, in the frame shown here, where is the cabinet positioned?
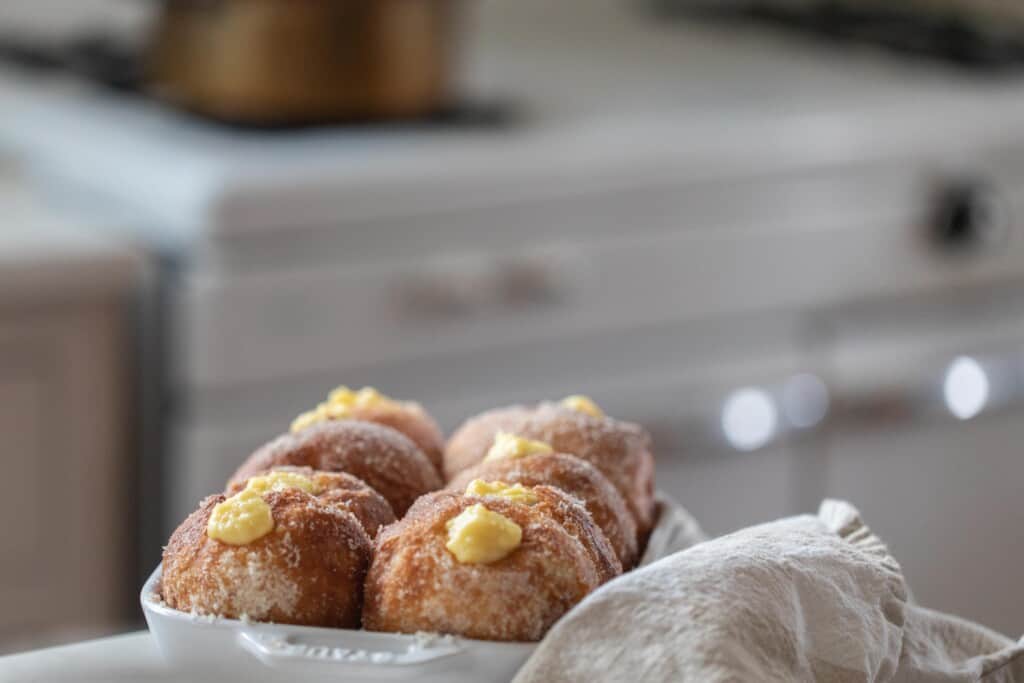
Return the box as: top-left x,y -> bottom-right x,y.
0,174 -> 139,651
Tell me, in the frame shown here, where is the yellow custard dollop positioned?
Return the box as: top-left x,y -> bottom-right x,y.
244,470 -> 317,495
445,504 -> 522,564
484,432 -> 554,462
560,394 -> 604,418
290,385 -> 405,433
207,489 -> 275,545
465,479 -> 539,505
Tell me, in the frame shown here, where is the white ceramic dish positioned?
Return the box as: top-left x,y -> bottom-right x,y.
141,494 -> 703,682
141,568 -> 536,682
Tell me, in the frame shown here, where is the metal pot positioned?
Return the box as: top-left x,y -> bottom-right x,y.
147,0 -> 459,124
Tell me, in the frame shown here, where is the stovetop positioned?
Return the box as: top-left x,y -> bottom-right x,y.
6,0 -> 1024,246
652,0 -> 1024,67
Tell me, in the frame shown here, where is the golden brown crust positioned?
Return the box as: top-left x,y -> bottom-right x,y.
227,466 -> 396,538
447,452 -> 639,568
161,489 -> 372,627
443,403 -> 657,538
443,405 -> 534,480
363,491 -> 601,642
520,485 -> 621,583
339,403 -> 445,476
229,421 -> 443,516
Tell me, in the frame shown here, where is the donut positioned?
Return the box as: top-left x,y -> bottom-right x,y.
229,421 -> 443,516
444,396 -> 657,538
363,490 -> 603,642
463,479 -> 622,583
290,386 -> 445,474
443,404 -> 533,480
161,487 -> 371,627
447,445 -> 639,568
226,467 -> 396,538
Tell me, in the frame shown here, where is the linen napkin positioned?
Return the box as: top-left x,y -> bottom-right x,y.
639,492 -> 709,566
514,499 -> 1024,682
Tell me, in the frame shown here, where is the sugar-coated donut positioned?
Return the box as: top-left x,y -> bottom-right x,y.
227,466 -> 396,538
444,401 -> 656,538
161,488 -> 371,627
290,386 -> 445,474
447,451 -> 639,568
508,483 -> 622,583
230,421 -> 443,516
443,405 -> 533,480
363,491 -> 603,642
457,479 -> 621,583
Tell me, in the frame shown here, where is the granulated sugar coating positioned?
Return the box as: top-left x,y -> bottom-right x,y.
161,489 -> 372,627
230,421 -> 443,515
228,466 -> 396,538
291,391 -> 446,475
363,491 -> 602,642
513,485 -> 622,583
447,452 -> 639,568
444,403 -> 656,538
443,405 -> 535,480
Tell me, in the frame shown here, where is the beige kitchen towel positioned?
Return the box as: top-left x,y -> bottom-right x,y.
895,605 -> 1024,682
639,492 -> 709,566
514,500 -> 1024,683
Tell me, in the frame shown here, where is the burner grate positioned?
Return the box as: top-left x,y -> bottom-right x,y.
651,0 -> 1024,67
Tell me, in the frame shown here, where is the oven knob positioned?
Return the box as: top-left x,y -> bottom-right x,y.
932,180 -> 1008,251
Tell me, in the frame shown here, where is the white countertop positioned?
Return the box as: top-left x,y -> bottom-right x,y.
0,161 -> 141,305
0,633 -> 182,683
0,69 -> 140,294
0,632 -> 294,683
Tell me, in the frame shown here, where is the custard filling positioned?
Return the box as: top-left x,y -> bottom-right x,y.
465,479 -> 539,505
207,490 -> 274,545
484,432 -> 554,462
445,504 -> 522,564
560,394 -> 604,418
244,470 -> 317,495
291,385 -> 406,432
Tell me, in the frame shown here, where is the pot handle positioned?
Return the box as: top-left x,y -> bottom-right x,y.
236,628 -> 463,673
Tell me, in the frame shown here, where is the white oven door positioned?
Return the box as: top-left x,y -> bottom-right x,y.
820,296 -> 1024,637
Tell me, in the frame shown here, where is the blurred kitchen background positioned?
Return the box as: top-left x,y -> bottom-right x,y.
2,0 -> 1023,654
